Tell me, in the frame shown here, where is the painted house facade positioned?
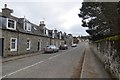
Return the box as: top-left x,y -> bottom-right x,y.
0,4 -> 68,57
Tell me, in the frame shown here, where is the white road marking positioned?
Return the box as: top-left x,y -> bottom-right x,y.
1,47 -> 78,79
1,60 -> 44,79
48,57 -> 54,60
80,49 -> 86,78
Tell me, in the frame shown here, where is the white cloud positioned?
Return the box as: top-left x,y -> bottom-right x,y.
59,7 -> 82,30
0,1 -> 89,36
1,0 -> 82,2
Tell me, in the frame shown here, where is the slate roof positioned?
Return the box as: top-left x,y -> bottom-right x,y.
18,18 -> 46,36
1,7 -> 67,39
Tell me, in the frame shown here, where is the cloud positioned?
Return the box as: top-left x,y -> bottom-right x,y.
1,0 -> 82,2
69,24 -> 89,36
58,7 -> 81,29
0,1 -> 88,36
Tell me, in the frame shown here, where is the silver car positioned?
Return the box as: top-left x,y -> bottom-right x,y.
44,45 -> 59,53
71,44 -> 77,47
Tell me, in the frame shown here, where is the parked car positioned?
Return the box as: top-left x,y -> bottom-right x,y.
59,44 -> 68,50
71,44 -> 77,47
44,45 -> 59,53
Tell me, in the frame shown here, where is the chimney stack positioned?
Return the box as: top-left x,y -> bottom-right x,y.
39,21 -> 45,26
2,4 -> 13,16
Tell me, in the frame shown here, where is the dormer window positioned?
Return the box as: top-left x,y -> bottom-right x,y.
6,18 -> 16,30
24,19 -> 31,31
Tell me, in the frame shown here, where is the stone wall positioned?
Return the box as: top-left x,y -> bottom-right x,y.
2,30 -> 64,57
91,40 -> 120,78
51,38 -> 64,47
18,33 -> 45,55
2,30 -> 18,57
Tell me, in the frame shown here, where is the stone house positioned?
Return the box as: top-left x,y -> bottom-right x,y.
65,34 -> 73,46
73,37 -> 80,44
0,12 -> 3,56
0,4 -> 65,57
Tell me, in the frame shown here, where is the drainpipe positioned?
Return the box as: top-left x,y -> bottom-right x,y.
17,19 -> 19,55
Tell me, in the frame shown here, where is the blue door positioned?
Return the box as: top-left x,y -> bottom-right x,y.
0,38 -> 4,56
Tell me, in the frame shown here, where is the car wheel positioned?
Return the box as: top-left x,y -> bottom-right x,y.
53,50 -> 55,53
44,51 -> 46,53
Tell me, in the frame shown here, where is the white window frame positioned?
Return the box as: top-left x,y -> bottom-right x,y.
10,38 -> 17,51
46,29 -> 49,36
6,18 -> 16,30
27,39 -> 31,50
26,23 -> 31,31
24,19 -> 31,31
44,28 -> 46,35
52,30 -> 55,38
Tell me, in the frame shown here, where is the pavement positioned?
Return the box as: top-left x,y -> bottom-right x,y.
2,51 -> 44,63
80,43 -> 111,78
1,42 -> 112,79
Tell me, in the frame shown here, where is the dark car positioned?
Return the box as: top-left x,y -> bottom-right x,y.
44,45 -> 59,53
59,44 -> 68,50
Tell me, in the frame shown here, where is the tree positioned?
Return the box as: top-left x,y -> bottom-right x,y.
78,2 -> 119,40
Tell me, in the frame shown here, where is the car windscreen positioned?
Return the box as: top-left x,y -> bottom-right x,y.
47,45 -> 55,48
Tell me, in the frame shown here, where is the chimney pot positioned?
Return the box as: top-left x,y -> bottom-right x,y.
5,4 -> 7,8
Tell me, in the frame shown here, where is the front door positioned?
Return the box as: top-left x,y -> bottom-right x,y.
0,38 -> 4,56
38,41 -> 41,51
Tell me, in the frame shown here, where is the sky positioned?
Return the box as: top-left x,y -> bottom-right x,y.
1,0 -> 89,36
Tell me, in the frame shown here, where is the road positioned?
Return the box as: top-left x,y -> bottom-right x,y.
2,42 -> 86,78
2,42 -> 111,79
